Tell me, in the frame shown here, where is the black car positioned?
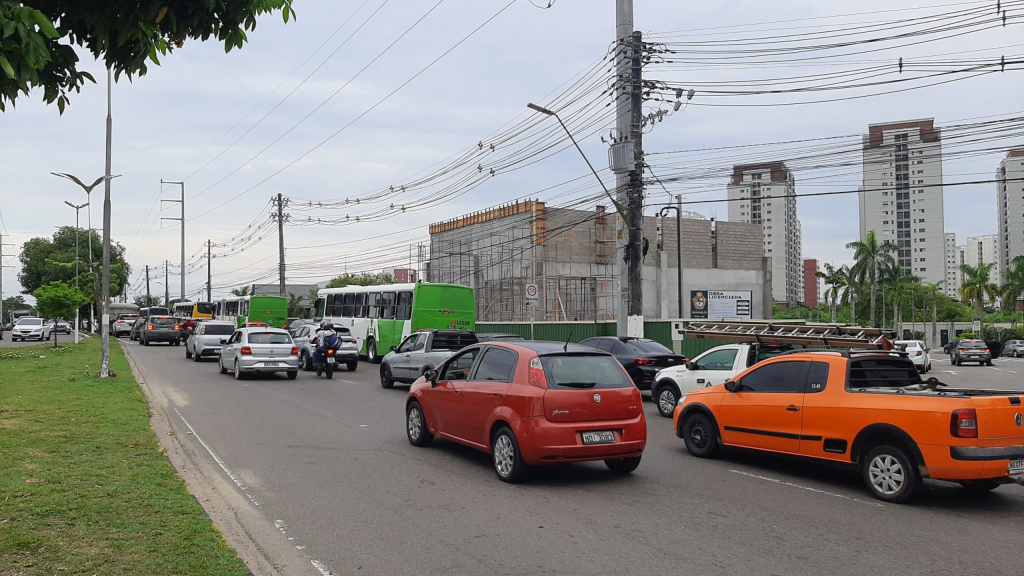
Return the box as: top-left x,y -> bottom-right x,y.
130,317 -> 148,341
578,336 -> 687,391
286,318 -> 316,336
950,339 -> 992,366
943,339 -> 960,355
476,333 -> 526,342
139,316 -> 181,346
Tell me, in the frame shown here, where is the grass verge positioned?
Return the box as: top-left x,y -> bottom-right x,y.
0,338 -> 248,574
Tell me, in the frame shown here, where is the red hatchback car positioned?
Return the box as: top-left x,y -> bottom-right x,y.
405,341 -> 647,482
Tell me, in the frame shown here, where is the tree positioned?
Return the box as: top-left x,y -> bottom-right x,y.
922,281 -> 945,349
325,273 -> 392,289
959,262 -> 1000,332
133,295 -> 162,308
1000,256 -> 1024,313
883,266 -> 918,338
815,263 -> 847,323
32,281 -> 87,347
286,292 -> 307,318
0,1 -> 295,113
18,226 -> 130,319
846,230 -> 897,328
3,295 -> 29,314
230,285 -> 251,297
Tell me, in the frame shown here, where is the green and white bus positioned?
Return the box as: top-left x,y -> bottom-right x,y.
214,295 -> 288,328
314,283 -> 475,363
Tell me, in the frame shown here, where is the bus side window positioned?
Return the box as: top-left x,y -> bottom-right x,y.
315,297 -> 326,320
381,292 -> 396,319
354,293 -> 365,318
326,294 -> 336,317
342,293 -> 355,318
367,292 -> 380,318
396,291 -> 413,321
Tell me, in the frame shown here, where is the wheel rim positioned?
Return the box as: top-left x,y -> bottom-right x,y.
868,454 -> 905,495
493,434 -> 515,477
408,406 -> 423,440
381,367 -> 390,385
658,389 -> 677,414
689,421 -> 708,449
234,361 -> 240,378
368,341 -> 377,361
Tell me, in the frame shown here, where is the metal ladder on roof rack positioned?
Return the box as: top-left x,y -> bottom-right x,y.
677,322 -> 892,349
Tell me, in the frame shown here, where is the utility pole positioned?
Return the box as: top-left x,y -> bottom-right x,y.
160,180 -> 185,301
164,260 -> 169,307
207,239 -> 212,302
0,233 -> 12,339
276,193 -> 286,296
65,201 -> 88,342
100,68 -> 113,377
146,265 -> 151,306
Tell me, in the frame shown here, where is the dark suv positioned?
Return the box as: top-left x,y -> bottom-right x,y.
140,316 -> 181,346
950,339 -> 992,366
579,336 -> 687,391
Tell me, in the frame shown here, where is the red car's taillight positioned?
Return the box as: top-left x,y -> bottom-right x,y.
951,408 -> 978,438
240,346 -> 252,355
528,357 -> 547,388
291,347 -> 299,355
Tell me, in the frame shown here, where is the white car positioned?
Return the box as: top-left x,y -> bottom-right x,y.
11,317 -> 53,341
895,340 -> 931,373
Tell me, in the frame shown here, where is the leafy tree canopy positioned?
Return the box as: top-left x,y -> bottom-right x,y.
33,281 -> 88,345
325,273 -> 392,289
134,295 -> 163,308
0,0 -> 295,113
18,226 -> 130,302
3,295 -> 31,314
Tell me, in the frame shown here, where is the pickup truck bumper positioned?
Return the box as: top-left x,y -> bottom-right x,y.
917,443 -> 1024,480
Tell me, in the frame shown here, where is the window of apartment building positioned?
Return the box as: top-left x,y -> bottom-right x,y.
895,134 -> 908,142
752,174 -> 762,180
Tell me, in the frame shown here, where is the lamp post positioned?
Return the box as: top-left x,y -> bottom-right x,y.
52,172 -> 120,333
65,200 -> 88,343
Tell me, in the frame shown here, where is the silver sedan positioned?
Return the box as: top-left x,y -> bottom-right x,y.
218,327 -> 299,380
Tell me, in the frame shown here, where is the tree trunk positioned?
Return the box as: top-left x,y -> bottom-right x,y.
831,295 -> 837,323
870,280 -> 878,328
931,302 -> 938,350
850,295 -> 856,326
894,302 -> 900,339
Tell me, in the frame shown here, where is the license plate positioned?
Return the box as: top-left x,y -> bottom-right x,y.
1010,459 -> 1024,475
327,357 -> 336,364
581,431 -> 616,445
263,362 -> 279,367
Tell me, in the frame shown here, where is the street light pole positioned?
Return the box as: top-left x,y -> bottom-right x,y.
65,200 -> 88,343
100,67 -> 113,377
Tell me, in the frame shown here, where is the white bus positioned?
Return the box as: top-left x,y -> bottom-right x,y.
314,283 -> 475,363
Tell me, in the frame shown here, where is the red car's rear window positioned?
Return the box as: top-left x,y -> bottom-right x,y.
540,354 -> 633,390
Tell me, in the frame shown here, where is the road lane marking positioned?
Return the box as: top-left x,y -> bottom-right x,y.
275,519 -> 336,575
944,370 -> 958,375
311,560 -> 335,575
992,367 -> 1004,371
728,469 -> 884,507
1009,371 -> 1018,374
172,407 -> 261,507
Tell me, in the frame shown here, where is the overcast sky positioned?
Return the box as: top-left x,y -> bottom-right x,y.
1,0 -> 1021,304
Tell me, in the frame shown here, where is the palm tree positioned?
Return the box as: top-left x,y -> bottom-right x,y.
1000,255 -> 1024,313
815,262 -> 847,323
286,292 -> 305,318
959,262 -> 999,333
922,281 -> 944,349
884,266 -> 918,339
230,285 -> 250,297
846,230 -> 898,328
839,265 -> 859,325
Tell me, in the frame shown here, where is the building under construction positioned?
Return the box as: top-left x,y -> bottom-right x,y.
427,200 -> 772,321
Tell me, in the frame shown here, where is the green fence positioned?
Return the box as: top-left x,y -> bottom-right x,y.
476,320 -> 733,359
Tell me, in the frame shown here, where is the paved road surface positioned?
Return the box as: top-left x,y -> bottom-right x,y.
0,330 -> 85,348
123,340 -> 1024,576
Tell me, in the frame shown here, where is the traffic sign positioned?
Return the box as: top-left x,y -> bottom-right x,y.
525,283 -> 539,308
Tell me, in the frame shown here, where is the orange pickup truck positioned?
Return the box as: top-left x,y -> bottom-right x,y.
674,349 -> 1024,503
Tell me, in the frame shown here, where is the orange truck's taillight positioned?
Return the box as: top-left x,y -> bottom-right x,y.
951,408 -> 978,438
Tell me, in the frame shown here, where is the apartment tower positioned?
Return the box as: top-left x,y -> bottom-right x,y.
997,149 -> 1024,280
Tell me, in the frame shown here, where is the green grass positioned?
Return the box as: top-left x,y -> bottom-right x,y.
0,338 -> 248,574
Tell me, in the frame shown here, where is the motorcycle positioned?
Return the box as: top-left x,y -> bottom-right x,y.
309,338 -> 342,379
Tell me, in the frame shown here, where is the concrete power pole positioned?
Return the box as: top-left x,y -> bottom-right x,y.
276,193 -> 286,297
160,180 -> 185,301
145,265 -> 151,306
164,260 -> 169,307
100,68 -> 114,377
207,239 -> 212,302
614,0 -> 644,336
0,234 -> 12,337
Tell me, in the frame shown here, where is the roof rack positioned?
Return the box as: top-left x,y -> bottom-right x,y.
677,322 -> 896,349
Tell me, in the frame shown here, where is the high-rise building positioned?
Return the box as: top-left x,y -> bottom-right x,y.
802,259 -> 819,307
961,235 -> 1000,289
859,119 -> 945,285
997,149 -> 1024,280
727,161 -> 803,303
944,233 -> 958,296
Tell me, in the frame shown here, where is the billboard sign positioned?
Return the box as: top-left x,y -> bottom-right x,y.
690,290 -> 753,320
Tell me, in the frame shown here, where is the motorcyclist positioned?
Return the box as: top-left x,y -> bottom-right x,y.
312,321 -> 338,365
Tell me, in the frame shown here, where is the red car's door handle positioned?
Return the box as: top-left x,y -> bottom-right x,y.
454,390 -> 461,395
492,392 -> 502,398
786,405 -> 800,412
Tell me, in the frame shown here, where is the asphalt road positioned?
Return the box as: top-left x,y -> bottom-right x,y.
123,340 -> 1024,576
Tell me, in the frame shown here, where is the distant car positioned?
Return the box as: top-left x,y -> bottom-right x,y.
185,321 -> 236,362
406,341 -> 647,483
380,330 -> 479,388
140,316 -> 181,346
476,333 -> 526,342
895,340 -> 931,373
286,318 -> 315,336
950,339 -> 992,366
10,317 -> 52,342
130,317 -> 147,341
1003,339 -> 1024,358
218,327 -> 299,380
943,339 -> 960,355
242,321 -> 269,328
53,319 -> 71,334
578,336 -> 687,392
113,314 -> 139,337
293,324 -> 358,372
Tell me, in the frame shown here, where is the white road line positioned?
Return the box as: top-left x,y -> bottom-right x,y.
728,469 -> 884,507
1009,370 -> 1018,374
311,560 -> 335,575
277,518 -> 336,575
944,370 -> 958,375
992,367 -> 1004,371
172,407 -> 262,507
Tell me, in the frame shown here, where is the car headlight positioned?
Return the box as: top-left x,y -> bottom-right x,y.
676,395 -> 687,406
